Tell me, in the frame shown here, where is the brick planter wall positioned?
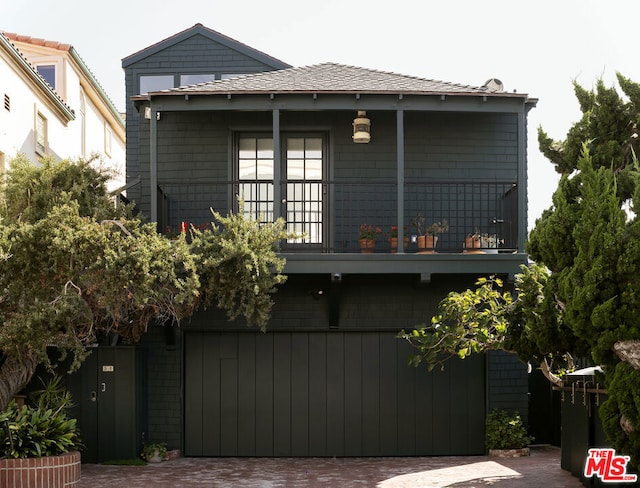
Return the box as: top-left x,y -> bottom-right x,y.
0,451 -> 81,487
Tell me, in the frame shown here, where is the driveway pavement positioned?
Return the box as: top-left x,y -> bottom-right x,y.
78,445 -> 584,487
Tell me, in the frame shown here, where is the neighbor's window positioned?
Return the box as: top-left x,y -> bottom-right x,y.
35,111 -> 47,155
139,75 -> 174,94
36,65 -> 56,88
80,92 -> 86,157
105,124 -> 113,157
180,74 -> 216,86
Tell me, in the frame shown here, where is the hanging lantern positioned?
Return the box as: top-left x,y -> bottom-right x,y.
352,111 -> 371,143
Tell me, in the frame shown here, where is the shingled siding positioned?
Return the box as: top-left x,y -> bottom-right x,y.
487,350 -> 530,425
140,274 -> 528,449
139,327 -> 183,451
124,33 -> 283,209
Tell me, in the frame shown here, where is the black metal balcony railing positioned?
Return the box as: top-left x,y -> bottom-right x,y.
157,180 -> 519,253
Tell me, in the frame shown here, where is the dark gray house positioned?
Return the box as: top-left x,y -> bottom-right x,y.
73,24 -> 538,462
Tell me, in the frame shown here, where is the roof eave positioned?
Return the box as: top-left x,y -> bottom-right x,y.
69,47 -> 125,130
132,89 -> 531,101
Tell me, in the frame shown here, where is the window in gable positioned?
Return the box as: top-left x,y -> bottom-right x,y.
4,94 -> 9,111
139,75 -> 174,94
180,74 -> 216,86
36,64 -> 56,89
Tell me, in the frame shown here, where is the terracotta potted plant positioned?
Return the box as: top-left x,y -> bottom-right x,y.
412,215 -> 448,253
387,225 -> 409,253
358,224 -> 381,253
464,231 -> 482,251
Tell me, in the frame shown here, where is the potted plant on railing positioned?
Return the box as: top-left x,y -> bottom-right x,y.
480,234 -> 503,253
411,215 -> 449,253
358,224 -> 381,253
387,225 -> 409,253
464,231 -> 482,251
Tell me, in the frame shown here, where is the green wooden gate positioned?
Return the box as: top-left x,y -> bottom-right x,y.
184,331 -> 485,457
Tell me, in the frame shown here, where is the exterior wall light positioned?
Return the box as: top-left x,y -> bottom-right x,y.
352,111 -> 371,143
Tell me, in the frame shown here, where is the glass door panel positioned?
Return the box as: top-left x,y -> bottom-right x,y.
284,137 -> 324,245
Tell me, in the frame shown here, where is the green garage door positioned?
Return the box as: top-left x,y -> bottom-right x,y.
184,331 -> 485,457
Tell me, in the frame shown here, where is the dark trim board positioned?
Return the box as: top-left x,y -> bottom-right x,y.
184,330 -> 485,457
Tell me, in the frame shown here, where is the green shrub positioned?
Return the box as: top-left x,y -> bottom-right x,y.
0,376 -> 81,458
485,409 -> 533,450
141,441 -> 167,461
600,361 -> 640,471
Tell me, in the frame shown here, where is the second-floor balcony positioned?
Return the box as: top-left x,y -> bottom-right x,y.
157,179 -> 527,280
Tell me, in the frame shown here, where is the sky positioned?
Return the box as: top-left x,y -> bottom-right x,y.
3,0 -> 639,230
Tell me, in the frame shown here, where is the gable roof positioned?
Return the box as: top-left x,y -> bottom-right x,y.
0,31 -> 75,120
137,62 -> 530,99
3,31 -> 124,129
122,23 -> 291,70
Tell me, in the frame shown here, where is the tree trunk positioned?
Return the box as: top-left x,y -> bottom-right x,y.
0,355 -> 38,411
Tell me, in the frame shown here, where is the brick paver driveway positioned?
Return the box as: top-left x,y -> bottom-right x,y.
78,445 -> 583,487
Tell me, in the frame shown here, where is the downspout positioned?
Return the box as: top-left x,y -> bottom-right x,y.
517,105 -> 527,253
397,109 -> 405,252
519,98 -> 537,252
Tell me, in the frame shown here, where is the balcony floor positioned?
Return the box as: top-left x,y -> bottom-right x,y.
281,251 -> 529,282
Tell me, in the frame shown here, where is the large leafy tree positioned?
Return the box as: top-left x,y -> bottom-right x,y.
0,155 -> 289,411
402,74 -> 640,468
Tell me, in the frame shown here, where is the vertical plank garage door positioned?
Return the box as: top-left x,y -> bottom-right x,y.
184,331 -> 485,457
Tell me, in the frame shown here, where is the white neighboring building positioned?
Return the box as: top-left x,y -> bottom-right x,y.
0,31 -> 125,192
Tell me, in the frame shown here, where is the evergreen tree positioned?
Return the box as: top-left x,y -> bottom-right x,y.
403,74 -> 640,469
0,155 -> 289,411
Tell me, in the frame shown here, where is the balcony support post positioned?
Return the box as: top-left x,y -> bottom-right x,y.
273,109 -> 281,220
397,109 -> 405,252
150,104 -> 158,226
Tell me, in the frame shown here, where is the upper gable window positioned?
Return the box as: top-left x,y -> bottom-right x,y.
220,74 -> 245,80
36,65 -> 56,89
139,75 -> 174,94
180,74 -> 215,86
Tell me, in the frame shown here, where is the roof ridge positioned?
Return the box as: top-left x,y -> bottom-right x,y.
144,61 -> 529,99
201,62 -> 485,92
311,62 -> 483,91
122,23 -> 290,70
2,32 -> 71,51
